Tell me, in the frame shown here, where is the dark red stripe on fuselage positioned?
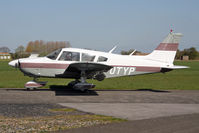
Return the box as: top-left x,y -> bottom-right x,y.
155,43 -> 178,51
21,63 -> 161,72
136,66 -> 161,72
20,63 -> 69,69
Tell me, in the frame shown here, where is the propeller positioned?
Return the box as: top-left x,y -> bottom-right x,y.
14,59 -> 21,69
14,60 -> 18,68
18,60 -> 21,69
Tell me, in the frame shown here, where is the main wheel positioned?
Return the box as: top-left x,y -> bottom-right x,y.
68,80 -> 80,88
80,88 -> 88,92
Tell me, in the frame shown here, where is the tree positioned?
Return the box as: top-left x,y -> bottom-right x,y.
175,49 -> 183,59
26,41 -> 34,53
13,45 -> 29,59
0,47 -> 10,53
183,47 -> 198,60
175,47 -> 198,60
15,45 -> 25,53
25,40 -> 71,55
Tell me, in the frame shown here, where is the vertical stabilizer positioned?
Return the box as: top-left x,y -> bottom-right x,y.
146,33 -> 183,64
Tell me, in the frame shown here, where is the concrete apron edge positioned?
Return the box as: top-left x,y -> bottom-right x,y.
58,103 -> 199,121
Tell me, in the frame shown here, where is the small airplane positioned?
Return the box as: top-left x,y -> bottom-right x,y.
9,32 -> 188,91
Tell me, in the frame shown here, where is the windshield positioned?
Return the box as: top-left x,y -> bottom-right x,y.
46,49 -> 62,60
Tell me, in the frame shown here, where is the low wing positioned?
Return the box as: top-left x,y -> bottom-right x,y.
56,62 -> 112,79
67,62 -> 112,72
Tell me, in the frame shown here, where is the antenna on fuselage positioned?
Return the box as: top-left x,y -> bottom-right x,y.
108,46 -> 117,53
129,49 -> 136,56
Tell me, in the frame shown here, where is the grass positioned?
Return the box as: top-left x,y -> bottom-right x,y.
0,60 -> 199,90
0,114 -> 125,132
49,108 -> 76,112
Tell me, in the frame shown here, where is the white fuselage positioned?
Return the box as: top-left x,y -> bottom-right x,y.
13,48 -> 171,79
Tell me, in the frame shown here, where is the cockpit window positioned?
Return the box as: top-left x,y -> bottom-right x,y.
97,56 -> 108,62
82,53 -> 95,62
46,49 -> 62,60
59,51 -> 80,61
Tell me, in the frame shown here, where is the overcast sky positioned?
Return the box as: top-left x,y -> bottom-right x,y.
0,0 -> 198,53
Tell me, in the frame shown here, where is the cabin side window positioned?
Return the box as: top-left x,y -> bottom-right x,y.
97,56 -> 108,62
59,51 -> 80,61
82,53 -> 95,62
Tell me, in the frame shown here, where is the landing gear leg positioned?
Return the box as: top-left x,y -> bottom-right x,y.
67,71 -> 95,92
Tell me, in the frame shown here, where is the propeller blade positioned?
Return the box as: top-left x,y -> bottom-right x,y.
18,60 -> 21,68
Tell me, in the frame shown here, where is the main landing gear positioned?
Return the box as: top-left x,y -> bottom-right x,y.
67,71 -> 95,92
25,77 -> 47,90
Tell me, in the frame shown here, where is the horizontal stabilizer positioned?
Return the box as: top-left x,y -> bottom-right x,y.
161,65 -> 189,73
166,65 -> 189,69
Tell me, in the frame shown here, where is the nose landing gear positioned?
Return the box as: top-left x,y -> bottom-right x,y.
25,78 -> 47,90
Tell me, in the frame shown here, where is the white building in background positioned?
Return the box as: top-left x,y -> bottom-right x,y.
0,52 -> 11,60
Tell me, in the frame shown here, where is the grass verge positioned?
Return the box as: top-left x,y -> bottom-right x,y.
0,60 -> 199,90
0,114 -> 125,132
49,108 -> 76,112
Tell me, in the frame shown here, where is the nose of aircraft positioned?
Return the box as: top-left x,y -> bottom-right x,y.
8,59 -> 19,67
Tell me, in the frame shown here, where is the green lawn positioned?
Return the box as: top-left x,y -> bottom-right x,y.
0,61 -> 199,90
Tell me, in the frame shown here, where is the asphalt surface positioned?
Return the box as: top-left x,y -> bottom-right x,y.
59,103 -> 199,120
0,104 -> 87,118
57,113 -> 199,133
1,88 -> 199,104
1,88 -> 199,133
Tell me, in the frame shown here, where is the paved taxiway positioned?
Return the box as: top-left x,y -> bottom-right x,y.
60,103 -> 199,120
1,88 -> 199,133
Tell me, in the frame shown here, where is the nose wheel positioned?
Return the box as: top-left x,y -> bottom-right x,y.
25,78 -> 47,90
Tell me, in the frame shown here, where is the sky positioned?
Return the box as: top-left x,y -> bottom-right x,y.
0,0 -> 199,53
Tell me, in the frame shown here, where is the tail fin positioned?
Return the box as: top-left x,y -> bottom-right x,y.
146,32 -> 183,64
